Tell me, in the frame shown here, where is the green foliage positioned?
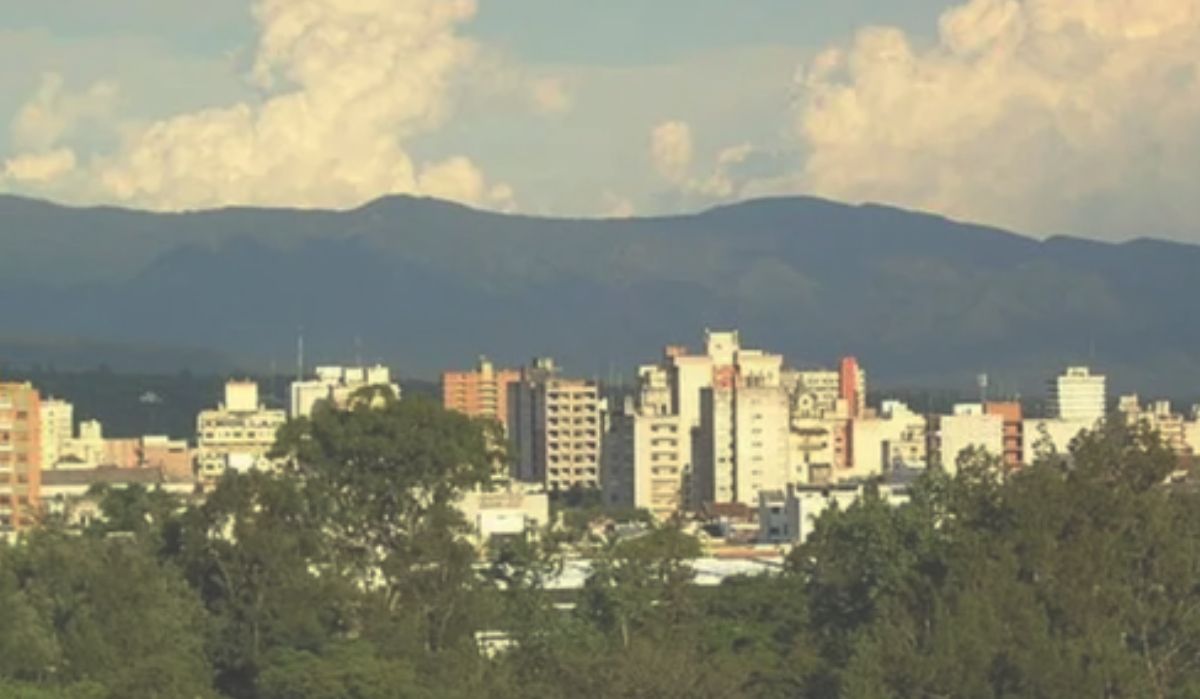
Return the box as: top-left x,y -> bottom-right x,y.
6,408 -> 1200,698
0,532 -> 214,698
255,642 -> 418,699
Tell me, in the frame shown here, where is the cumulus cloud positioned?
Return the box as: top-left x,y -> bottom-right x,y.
4,0 -> 515,211
649,120 -> 796,206
650,120 -> 694,184
2,148 -> 77,184
796,0 -> 1200,239
417,156 -> 515,210
11,73 -> 118,152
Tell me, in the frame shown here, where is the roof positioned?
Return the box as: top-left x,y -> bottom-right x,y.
42,467 -> 166,488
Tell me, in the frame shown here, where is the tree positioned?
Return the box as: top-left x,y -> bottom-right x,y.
578,526 -> 702,649
272,395 -> 494,653
1,531 -> 214,698
173,471 -> 353,698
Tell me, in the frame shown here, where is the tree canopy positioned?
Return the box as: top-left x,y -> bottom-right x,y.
3,410 -> 1199,697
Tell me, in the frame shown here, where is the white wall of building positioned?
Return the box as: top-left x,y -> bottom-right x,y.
939,405 -> 1005,474
732,386 -> 790,507
1022,418 -> 1095,464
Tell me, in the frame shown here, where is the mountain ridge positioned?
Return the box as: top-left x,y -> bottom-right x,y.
1,193 -> 1197,396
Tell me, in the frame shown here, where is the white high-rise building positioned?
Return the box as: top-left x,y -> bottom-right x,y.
196,381 -> 287,486
602,402 -> 688,520
692,332 -> 792,507
38,398 -> 74,471
1049,366 -> 1106,424
290,365 -> 400,419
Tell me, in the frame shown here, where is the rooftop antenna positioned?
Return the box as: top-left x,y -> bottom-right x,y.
977,372 -> 989,404
354,336 -> 363,368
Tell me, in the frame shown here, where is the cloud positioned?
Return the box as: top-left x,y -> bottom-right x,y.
529,77 -> 572,115
796,0 -> 1200,239
4,0 -> 513,212
417,156 -> 515,211
601,191 -> 636,218
10,72 -> 117,151
648,119 -> 797,206
2,148 -> 77,183
650,120 -> 694,183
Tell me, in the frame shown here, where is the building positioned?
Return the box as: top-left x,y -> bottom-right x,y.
840,356 -> 866,418
784,369 -> 842,419
692,332 -> 794,507
603,331 -> 877,514
1022,418 -> 1094,464
1118,396 -> 1192,457
442,357 -> 522,435
196,381 -> 287,486
843,400 -> 927,482
758,481 -> 910,545
985,401 -> 1024,470
38,398 -> 73,471
41,466 -> 194,528
0,382 -> 42,534
290,365 -> 400,419
603,396 -> 689,520
935,403 -> 1005,474
140,436 -> 194,482
457,485 -> 550,551
509,359 -> 604,492
1049,366 -> 1106,424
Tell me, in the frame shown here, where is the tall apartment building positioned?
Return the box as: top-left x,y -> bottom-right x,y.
606,331 -> 877,515
1049,366 -> 1106,424
442,357 -> 521,433
509,359 -> 603,492
984,401 -> 1024,470
38,398 -> 73,471
196,381 -> 287,486
840,356 -> 866,418
290,365 -> 400,419
604,356 -> 703,517
0,382 -> 41,533
692,332 -> 796,507
603,400 -> 688,520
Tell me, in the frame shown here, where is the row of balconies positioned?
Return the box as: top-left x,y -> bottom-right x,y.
549,454 -> 598,464
548,467 -> 598,477
547,416 -> 598,425
547,432 -> 599,441
549,444 -> 604,453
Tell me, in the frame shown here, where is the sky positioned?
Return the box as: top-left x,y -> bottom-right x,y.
1,0 -> 1198,242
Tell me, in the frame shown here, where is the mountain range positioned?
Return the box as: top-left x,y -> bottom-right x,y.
1,193 -> 1197,398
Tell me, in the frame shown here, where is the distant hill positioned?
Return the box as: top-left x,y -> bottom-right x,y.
1,194 -> 1198,397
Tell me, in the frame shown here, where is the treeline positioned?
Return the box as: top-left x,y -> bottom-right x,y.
2,396 -> 1199,698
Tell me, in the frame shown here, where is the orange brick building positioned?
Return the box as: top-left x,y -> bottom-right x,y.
442,357 -> 521,434
984,401 -> 1024,470
0,382 -> 42,533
